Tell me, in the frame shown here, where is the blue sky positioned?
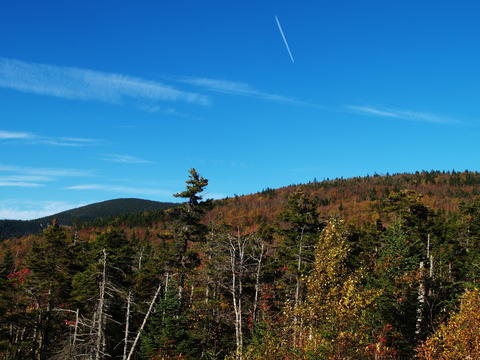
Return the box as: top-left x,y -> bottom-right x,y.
1,0 -> 480,219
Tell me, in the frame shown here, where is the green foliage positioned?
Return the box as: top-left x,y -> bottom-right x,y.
274,190 -> 322,302
141,290 -> 200,359
371,223 -> 421,357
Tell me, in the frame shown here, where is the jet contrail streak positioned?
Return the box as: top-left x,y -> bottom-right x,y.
275,15 -> 295,63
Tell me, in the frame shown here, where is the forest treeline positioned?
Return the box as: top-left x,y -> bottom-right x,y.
0,198 -> 176,241
1,169 -> 479,359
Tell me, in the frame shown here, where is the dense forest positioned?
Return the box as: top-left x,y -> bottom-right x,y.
1,169 -> 480,359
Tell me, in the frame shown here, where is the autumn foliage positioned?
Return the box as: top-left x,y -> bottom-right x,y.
417,288 -> 480,360
2,170 -> 480,359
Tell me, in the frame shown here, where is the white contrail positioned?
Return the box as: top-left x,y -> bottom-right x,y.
275,15 -> 295,63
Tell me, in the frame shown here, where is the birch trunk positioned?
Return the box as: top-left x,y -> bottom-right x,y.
415,261 -> 425,337
230,231 -> 246,360
123,292 -> 131,360
252,242 -> 264,324
126,282 -> 162,360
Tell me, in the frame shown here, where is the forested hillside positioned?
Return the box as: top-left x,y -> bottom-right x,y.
1,169 -> 480,359
0,198 -> 176,241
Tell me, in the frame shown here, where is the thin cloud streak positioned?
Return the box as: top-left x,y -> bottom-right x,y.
101,154 -> 154,164
177,77 -> 319,107
0,130 -> 31,139
275,15 -> 295,63
0,181 -> 44,187
0,57 -> 210,106
0,129 -> 97,146
349,106 -> 400,118
0,175 -> 54,182
66,184 -> 171,196
0,164 -> 92,177
348,106 -> 459,124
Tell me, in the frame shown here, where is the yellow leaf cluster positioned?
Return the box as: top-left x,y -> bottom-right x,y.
289,218 -> 381,358
417,288 -> 480,360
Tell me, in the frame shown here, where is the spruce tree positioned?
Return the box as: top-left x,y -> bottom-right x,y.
25,222 -> 74,359
172,168 -> 209,299
275,190 -> 321,307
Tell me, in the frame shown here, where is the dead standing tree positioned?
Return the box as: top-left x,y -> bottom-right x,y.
208,228 -> 261,360
228,230 -> 248,360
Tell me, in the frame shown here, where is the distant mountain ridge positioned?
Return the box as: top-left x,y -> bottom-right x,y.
0,198 -> 177,240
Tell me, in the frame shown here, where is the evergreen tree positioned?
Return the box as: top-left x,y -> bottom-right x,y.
24,222 -> 75,360
172,168 -> 209,299
372,222 -> 421,357
0,249 -> 14,277
141,289 -> 200,359
275,190 -> 321,307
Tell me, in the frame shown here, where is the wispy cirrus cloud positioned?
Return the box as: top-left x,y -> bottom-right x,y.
0,199 -> 87,220
0,129 -> 96,146
0,175 -> 54,182
0,164 -> 92,177
348,106 -> 458,124
0,164 -> 91,188
66,184 -> 171,196
0,57 -> 210,106
137,104 -> 198,119
100,154 -> 154,164
0,181 -> 44,187
38,137 -> 96,147
175,76 -> 318,107
0,130 -> 31,139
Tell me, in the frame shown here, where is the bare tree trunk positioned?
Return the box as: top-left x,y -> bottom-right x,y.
205,283 -> 209,305
293,226 -> 305,345
204,254 -> 211,305
415,261 -> 425,338
95,249 -> 107,360
230,230 -> 246,360
229,238 -> 239,358
238,239 -> 243,360
189,284 -> 195,307
123,292 -> 131,360
164,271 -> 169,299
252,242 -> 264,324
178,236 -> 188,300
126,282 -> 162,360
73,308 -> 79,347
138,247 -> 144,272
426,233 -> 430,259
71,307 -> 79,359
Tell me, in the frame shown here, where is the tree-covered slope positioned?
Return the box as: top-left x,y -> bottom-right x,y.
0,169 -> 480,360
0,198 -> 177,240
2,169 -> 480,359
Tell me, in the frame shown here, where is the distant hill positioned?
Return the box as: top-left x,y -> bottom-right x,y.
0,198 -> 177,240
